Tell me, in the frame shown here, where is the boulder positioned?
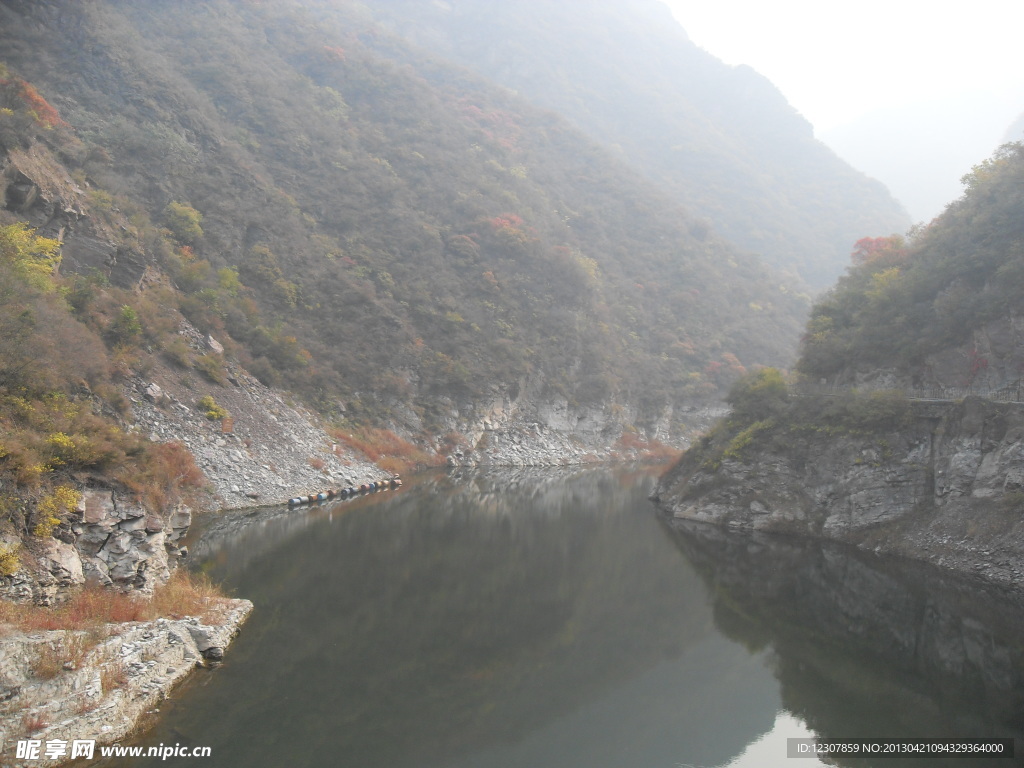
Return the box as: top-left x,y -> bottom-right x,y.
144,382 -> 163,402
81,489 -> 118,528
38,539 -> 85,586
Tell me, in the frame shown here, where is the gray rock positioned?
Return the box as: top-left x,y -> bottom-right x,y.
206,335 -> 224,355
38,540 -> 84,586
144,383 -> 163,402
81,489 -> 118,528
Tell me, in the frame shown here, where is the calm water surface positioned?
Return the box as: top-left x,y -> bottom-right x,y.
101,467 -> 1024,767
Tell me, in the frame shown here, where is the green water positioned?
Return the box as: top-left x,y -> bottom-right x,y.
100,467 -> 1024,767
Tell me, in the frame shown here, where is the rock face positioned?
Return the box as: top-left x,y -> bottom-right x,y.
0,599 -> 252,767
846,314 -> 1024,395
653,397 -> 1024,587
0,488 -> 190,605
428,379 -> 723,467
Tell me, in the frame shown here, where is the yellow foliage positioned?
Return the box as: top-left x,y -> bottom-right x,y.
0,543 -> 21,576
197,395 -> 229,421
33,485 -> 81,538
0,222 -> 61,291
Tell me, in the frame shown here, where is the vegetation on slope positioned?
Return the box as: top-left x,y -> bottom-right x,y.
799,142 -> 1024,382
0,210 -> 205,572
664,142 -> 1024,490
0,0 -> 808,434
343,0 -> 909,288
665,368 -> 912,483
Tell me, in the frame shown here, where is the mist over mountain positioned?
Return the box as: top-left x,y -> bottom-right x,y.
1005,111 -> 1024,143
336,0 -> 910,288
823,91 -> 1017,223
0,0 -> 816,436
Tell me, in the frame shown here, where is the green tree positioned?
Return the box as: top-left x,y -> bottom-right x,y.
163,201 -> 204,245
108,304 -> 143,345
726,368 -> 789,424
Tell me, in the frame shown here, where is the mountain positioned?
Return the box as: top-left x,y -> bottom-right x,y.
654,142 -> 1024,588
1005,112 -> 1024,143
0,0 -> 811,436
822,92 -> 1013,223
333,0 -> 910,288
798,142 -> 1024,390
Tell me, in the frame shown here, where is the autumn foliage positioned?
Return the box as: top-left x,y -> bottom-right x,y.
850,235 -> 906,266
0,76 -> 68,128
329,425 -> 441,475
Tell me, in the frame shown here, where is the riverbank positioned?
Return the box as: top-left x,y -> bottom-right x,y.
0,597 -> 252,767
652,395 -> 1024,592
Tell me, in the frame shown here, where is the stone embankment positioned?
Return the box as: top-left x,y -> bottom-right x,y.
0,599 -> 252,767
653,396 -> 1024,589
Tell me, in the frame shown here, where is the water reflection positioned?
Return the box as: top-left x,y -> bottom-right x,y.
668,520 -> 1024,767
104,467 -> 799,768
100,468 -> 1024,768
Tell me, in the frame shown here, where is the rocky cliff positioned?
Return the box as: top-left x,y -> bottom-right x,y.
653,396 -> 1024,588
427,379 -> 722,468
0,317 -> 393,607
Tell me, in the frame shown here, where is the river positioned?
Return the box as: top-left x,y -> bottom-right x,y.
99,466 -> 1024,767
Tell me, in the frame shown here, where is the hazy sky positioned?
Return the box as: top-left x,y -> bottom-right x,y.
659,0 -> 1024,221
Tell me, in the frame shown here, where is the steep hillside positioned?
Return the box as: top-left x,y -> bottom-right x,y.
0,0 -> 807,440
799,142 -> 1024,391
654,143 -> 1024,588
341,0 -> 910,287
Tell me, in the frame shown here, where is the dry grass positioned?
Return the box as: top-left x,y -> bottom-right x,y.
329,425 -> 442,475
30,634 -> 89,679
614,431 -> 683,462
99,663 -> 127,693
0,569 -> 227,635
148,568 -> 226,621
116,440 -> 208,515
21,711 -> 49,734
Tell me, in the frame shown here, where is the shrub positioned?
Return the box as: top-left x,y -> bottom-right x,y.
162,336 -> 193,368
106,305 -> 143,345
197,395 -> 228,421
194,353 -> 227,384
0,542 -> 22,575
819,389 -> 913,433
33,485 -> 81,538
726,368 -> 789,424
117,441 -> 206,514
329,424 -> 439,474
723,419 -> 775,461
163,202 -> 203,245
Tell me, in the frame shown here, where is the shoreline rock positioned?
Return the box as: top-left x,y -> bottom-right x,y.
436,390 -> 724,467
653,396 -> 1024,592
0,598 -> 252,767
